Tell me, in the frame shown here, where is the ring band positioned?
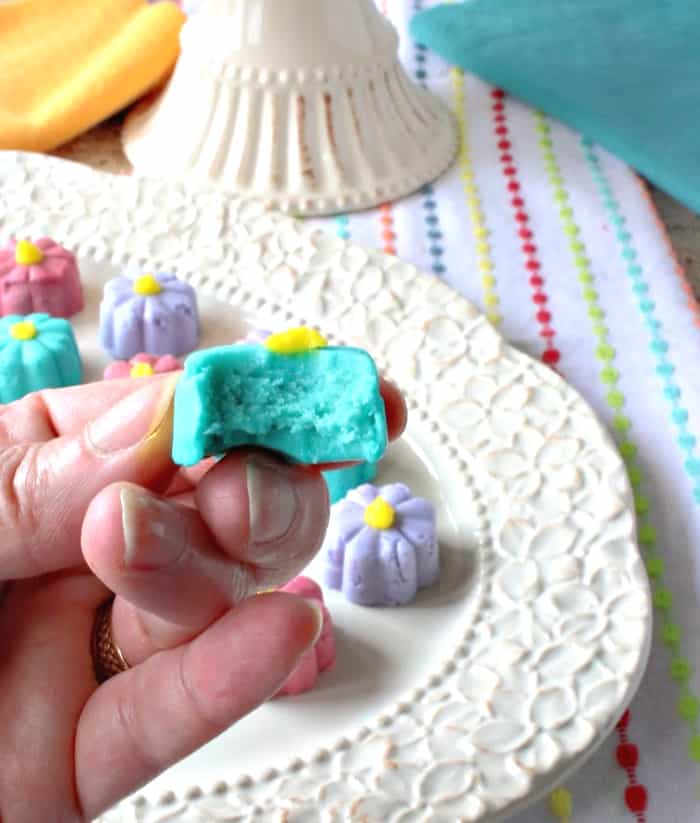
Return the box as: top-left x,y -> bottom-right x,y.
92,597 -> 129,683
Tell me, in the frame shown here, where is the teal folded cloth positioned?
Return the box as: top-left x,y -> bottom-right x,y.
411,0 -> 700,214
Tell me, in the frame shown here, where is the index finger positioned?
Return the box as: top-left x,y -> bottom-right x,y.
0,374 -> 406,450
0,374 -> 178,446
164,378 -> 407,494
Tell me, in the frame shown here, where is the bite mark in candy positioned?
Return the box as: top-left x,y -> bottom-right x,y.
171,334 -> 387,466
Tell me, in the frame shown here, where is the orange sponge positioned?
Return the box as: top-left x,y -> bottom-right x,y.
0,0 -> 185,151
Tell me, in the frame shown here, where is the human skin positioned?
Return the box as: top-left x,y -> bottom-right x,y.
0,373 -> 406,822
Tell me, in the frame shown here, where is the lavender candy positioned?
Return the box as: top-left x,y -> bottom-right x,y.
323,482 -> 439,606
99,272 -> 199,359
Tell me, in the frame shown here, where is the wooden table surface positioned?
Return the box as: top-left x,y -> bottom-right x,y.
650,186 -> 700,301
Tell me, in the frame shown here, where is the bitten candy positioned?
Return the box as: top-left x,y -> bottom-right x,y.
275,577 -> 336,697
103,352 -> 182,380
171,328 -> 387,466
323,461 -> 378,504
240,327 -> 381,499
323,482 -> 439,606
0,313 -> 82,403
0,238 -> 84,318
99,271 -> 199,359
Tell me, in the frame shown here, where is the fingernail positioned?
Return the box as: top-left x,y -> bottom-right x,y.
120,485 -> 186,570
246,457 -> 299,549
86,375 -> 179,456
304,598 -> 325,647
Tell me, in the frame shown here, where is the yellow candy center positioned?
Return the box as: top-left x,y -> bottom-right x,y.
133,273 -> 163,296
9,320 -> 37,341
363,496 -> 396,530
130,362 -> 155,378
15,240 -> 44,265
264,327 -> 328,355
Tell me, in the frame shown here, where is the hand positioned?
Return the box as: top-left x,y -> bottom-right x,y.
0,374 -> 406,822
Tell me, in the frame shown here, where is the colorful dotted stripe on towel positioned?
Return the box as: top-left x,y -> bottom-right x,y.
537,113 -> 653,819
377,0 -> 399,258
549,787 -> 573,823
379,203 -> 398,256
412,0 -> 447,278
636,177 -> 700,331
616,710 -> 648,820
492,90 -> 560,366
537,111 -> 700,814
581,139 -> 700,772
493,98 -> 568,821
335,214 -> 350,241
583,142 -> 700,505
417,183 -> 447,276
449,68 -> 501,325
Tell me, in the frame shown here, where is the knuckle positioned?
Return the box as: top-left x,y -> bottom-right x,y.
0,444 -> 43,572
113,678 -> 162,775
0,393 -> 56,445
177,647 -> 220,734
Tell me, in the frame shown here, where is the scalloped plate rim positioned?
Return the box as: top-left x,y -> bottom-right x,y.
0,151 -> 653,823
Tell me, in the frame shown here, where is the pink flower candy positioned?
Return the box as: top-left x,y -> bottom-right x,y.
103,352 -> 182,380
275,576 -> 336,697
0,237 -> 84,318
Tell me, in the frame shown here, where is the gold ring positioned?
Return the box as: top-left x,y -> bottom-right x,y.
91,597 -> 129,683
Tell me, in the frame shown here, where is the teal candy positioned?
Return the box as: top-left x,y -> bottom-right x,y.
410,0 -> 700,214
172,343 -> 388,467
323,461 -> 378,504
0,313 -> 82,403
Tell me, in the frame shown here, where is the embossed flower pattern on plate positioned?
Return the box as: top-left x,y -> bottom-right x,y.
0,152 -> 652,823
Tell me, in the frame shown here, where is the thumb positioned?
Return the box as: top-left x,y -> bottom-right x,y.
0,375 -> 179,580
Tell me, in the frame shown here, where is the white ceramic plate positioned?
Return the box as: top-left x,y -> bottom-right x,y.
0,152 -> 652,823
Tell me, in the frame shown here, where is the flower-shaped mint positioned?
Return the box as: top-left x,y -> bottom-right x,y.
323,482 -> 438,606
0,313 -> 82,403
99,271 -> 199,359
0,237 -> 84,318
103,352 -> 182,380
275,576 -> 335,696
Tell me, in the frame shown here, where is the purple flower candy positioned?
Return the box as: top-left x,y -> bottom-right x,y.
323,482 -> 439,606
99,272 -> 199,359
